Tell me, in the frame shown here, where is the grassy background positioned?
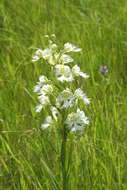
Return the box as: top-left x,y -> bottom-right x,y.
0,0 -> 127,189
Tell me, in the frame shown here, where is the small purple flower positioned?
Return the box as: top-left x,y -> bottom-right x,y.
100,65 -> 108,74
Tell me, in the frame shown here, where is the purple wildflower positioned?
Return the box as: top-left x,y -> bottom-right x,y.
100,65 -> 108,74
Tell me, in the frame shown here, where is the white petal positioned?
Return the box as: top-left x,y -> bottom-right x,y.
79,72 -> 89,79
51,34 -> 56,38
34,85 -> 41,93
38,95 -> 50,106
60,54 -> 73,64
39,75 -> 48,83
32,55 -> 40,62
41,123 -> 49,129
54,64 -> 74,82
41,116 -> 53,130
56,88 -> 74,109
65,108 -> 89,132
35,104 -> 43,112
64,42 -> 82,52
72,65 -> 89,79
50,106 -> 58,121
74,88 -> 90,105
42,48 -> 52,60
36,49 -> 44,56
40,84 -> 53,95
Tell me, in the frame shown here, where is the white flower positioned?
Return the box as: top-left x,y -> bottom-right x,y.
32,46 -> 57,65
56,88 -> 74,109
64,42 -> 82,52
65,108 -> 89,132
32,49 -> 44,62
51,34 -> 56,38
34,75 -> 53,112
33,37 -> 91,132
41,116 -> 53,129
74,88 -> 90,105
60,54 -> 73,64
51,43 -> 57,50
35,94 -> 50,112
48,55 -> 57,65
50,106 -> 59,121
54,64 -> 73,82
41,48 -> 52,60
35,104 -> 43,113
34,75 -> 49,94
44,35 -> 49,38
36,49 -> 44,56
39,84 -> 53,96
34,84 -> 41,94
38,95 -> 50,106
39,75 -> 48,83
46,52 -> 59,65
72,65 -> 89,79
32,48 -> 52,62
32,55 -> 40,62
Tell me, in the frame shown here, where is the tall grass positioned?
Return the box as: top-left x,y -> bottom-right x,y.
0,0 -> 127,189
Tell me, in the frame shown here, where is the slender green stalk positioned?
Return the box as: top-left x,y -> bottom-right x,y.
61,126 -> 68,190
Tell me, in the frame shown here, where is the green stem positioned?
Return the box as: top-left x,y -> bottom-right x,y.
61,126 -> 68,190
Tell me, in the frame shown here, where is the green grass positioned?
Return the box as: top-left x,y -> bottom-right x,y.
0,0 -> 127,189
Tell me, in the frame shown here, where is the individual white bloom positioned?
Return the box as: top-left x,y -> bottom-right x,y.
35,94 -> 50,112
74,88 -> 90,105
48,55 -> 57,65
64,42 -> 82,52
72,65 -> 89,79
44,34 -> 49,38
51,34 -> 56,38
56,88 -> 74,109
42,48 -> 52,60
38,94 -> 50,106
54,52 -> 60,60
60,54 -> 73,64
48,39 -> 53,45
34,75 -> 49,94
50,106 -> 59,121
34,84 -> 41,93
39,75 -> 48,83
40,84 -> 53,96
45,51 -> 59,65
41,116 -> 53,129
51,43 -> 57,50
54,64 -> 74,82
32,49 -> 44,62
65,108 -> 89,132
32,48 -> 53,62
36,49 -> 44,56
35,104 -> 43,113
32,55 -> 40,62
34,76 -> 52,111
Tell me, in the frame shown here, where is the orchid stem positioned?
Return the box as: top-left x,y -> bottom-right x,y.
61,126 -> 68,190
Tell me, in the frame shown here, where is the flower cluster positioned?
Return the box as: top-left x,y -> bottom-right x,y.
34,75 -> 53,112
33,35 -> 90,134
